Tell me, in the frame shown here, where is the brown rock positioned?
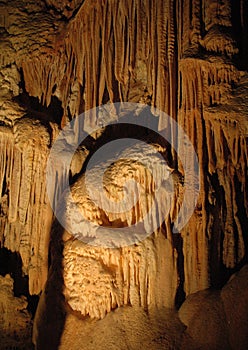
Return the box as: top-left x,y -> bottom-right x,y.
221,265 -> 248,350
179,289 -> 230,349
0,274 -> 33,350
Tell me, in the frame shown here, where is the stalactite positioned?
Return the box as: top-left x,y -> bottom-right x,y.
179,58 -> 240,110
177,1 -> 247,292
63,228 -> 178,319
0,119 -> 53,295
20,0 -> 178,126
0,0 -> 247,329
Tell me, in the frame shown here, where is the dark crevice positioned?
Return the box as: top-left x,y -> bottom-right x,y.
35,220 -> 67,349
14,68 -> 64,125
1,172 -> 7,197
234,172 -> 248,265
16,93 -> 64,125
71,107 -> 175,185
199,0 -> 206,38
43,0 -> 86,22
231,0 -> 248,70
173,233 -> 186,308
208,169 -> 248,290
208,173 -> 228,289
0,247 -> 39,319
78,83 -> 85,115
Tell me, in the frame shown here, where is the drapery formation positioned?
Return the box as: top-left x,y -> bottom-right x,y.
0,0 -> 247,308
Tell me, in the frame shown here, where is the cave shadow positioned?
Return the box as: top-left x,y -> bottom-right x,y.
231,0 -> 248,71
15,68 -> 64,126
209,172 -> 248,290
172,233 -> 186,308
0,247 -> 39,319
34,218 -> 67,350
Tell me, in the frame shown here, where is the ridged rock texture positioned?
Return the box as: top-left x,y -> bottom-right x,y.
0,0 -> 247,349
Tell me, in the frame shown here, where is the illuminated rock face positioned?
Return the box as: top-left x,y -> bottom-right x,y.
0,116 -> 53,295
61,139 -> 179,319
0,0 -> 247,349
178,265 -> 248,350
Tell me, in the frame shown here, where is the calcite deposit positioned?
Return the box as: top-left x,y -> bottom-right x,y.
0,0 -> 247,349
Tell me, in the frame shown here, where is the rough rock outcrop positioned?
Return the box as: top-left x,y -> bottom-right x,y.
0,274 -> 33,350
179,265 -> 248,350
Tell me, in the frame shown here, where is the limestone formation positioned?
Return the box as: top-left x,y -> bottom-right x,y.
0,0 -> 247,349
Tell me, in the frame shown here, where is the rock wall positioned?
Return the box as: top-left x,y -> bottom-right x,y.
0,0 -> 247,349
